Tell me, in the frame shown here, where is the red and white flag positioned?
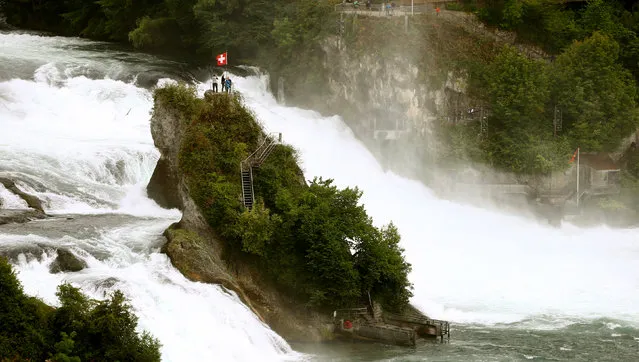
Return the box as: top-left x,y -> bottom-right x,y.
569,147 -> 579,163
216,52 -> 228,66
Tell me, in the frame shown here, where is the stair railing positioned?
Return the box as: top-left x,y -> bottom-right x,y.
240,132 -> 282,209
240,164 -> 254,209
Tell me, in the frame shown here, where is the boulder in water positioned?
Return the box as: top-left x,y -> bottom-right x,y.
0,209 -> 46,225
0,177 -> 45,212
49,248 -> 87,273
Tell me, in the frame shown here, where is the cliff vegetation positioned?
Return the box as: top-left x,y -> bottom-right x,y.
0,257 -> 160,361
154,84 -> 412,311
5,0 -> 639,175
439,0 -> 639,175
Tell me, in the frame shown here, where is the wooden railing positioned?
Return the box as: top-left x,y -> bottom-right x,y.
384,312 -> 451,338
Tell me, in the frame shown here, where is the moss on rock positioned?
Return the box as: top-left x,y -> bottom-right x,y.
153,84 -> 412,313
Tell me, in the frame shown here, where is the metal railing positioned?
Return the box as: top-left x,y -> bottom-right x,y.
240,132 -> 281,209
334,308 -> 370,320
240,132 -> 281,170
384,312 -> 451,338
335,2 -> 449,15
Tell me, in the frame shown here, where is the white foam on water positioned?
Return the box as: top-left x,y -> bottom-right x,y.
9,232 -> 295,362
229,73 -> 639,328
0,32 -> 299,362
0,183 -> 29,209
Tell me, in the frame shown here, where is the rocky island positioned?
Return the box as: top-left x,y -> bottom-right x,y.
146,84 -> 422,343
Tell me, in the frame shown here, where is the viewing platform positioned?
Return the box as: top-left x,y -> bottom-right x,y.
333,304 -> 450,347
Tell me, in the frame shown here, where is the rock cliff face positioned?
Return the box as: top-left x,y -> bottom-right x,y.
147,93 -> 333,343
272,13 -> 496,182
274,12 -> 547,180
281,11 -> 545,143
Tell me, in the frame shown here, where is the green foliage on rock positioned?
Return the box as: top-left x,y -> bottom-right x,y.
5,0 -> 639,180
0,257 -> 161,361
442,28 -> 638,175
2,0 -> 338,62
0,258 -> 51,361
431,0 -> 639,180
552,32 -> 638,151
154,84 -> 412,310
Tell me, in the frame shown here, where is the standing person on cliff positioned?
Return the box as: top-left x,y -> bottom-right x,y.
212,75 -> 219,92
225,77 -> 232,93
221,74 -> 226,92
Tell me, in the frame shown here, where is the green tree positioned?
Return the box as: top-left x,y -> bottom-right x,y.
82,291 -> 160,361
500,0 -> 524,29
234,200 -> 281,256
355,223 -> 412,311
50,332 -> 81,362
157,83 -> 414,312
295,178 -> 364,308
552,32 -> 638,151
0,257 -> 51,361
484,46 -> 549,127
0,259 -> 161,361
478,45 -> 554,173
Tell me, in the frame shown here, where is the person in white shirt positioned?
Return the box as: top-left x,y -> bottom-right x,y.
212,75 -> 219,92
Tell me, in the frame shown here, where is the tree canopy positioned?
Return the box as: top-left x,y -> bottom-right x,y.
0,257 -> 161,361
156,84 -> 413,310
440,0 -> 639,174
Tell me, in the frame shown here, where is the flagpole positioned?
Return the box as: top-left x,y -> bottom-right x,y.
225,50 -> 228,92
576,147 -> 580,207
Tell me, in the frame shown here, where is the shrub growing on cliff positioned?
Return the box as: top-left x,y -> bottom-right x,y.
0,257 -> 161,361
156,84 -> 413,311
0,257 -> 51,360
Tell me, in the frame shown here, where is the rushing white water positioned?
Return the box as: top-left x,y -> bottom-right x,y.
222,73 -> 639,329
0,33 -> 298,362
3,29 -> 639,361
0,184 -> 28,208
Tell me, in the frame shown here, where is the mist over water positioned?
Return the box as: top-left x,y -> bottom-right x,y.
0,33 -> 297,362
226,74 -> 639,330
2,30 -> 639,361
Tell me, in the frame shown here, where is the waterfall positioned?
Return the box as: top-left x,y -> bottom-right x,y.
0,32 -> 299,362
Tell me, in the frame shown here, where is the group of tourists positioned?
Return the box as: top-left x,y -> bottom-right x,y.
211,74 -> 232,93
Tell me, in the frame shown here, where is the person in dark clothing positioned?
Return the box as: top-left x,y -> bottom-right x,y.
221,74 -> 226,92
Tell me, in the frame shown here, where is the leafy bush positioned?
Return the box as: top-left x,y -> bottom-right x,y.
0,257 -> 161,361
156,84 -> 413,311
444,30 -> 638,175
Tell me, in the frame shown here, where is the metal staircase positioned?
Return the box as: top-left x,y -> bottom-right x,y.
240,133 -> 282,210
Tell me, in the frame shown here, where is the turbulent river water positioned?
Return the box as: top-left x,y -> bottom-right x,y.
1,31 -> 639,361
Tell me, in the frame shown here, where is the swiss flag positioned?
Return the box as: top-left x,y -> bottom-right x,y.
216,52 -> 228,66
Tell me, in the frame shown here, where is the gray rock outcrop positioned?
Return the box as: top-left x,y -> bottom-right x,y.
147,95 -> 333,342
49,248 -> 87,273
0,177 -> 45,212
